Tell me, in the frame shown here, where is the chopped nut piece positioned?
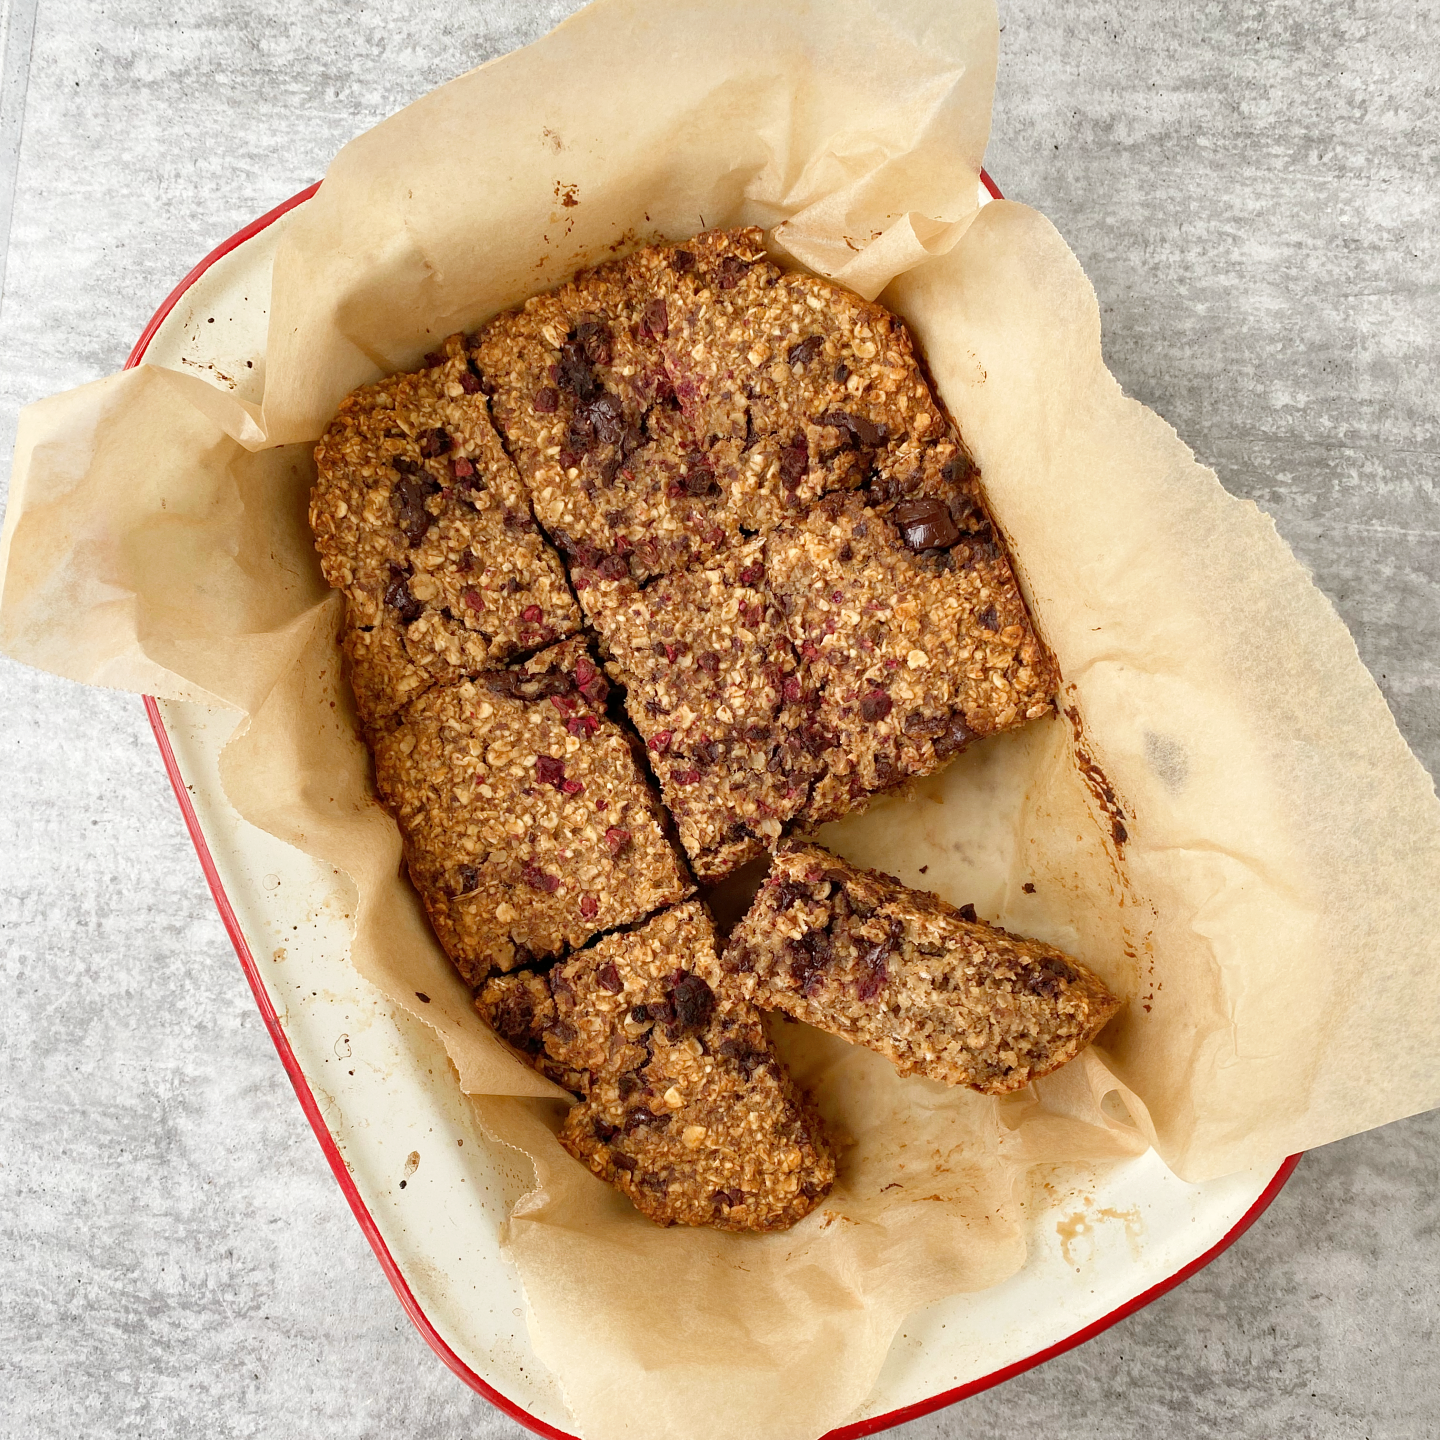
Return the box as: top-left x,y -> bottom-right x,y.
371,638 -> 691,982
723,842 -> 1120,1093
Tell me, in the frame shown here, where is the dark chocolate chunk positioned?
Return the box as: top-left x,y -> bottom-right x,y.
859,691 -> 893,723
893,496 -> 961,552
392,473 -> 439,546
384,564 -> 424,624
815,410 -> 885,449
670,974 -> 716,1031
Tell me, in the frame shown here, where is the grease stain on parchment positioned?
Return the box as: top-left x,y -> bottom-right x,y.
1055,1202 -> 1145,1269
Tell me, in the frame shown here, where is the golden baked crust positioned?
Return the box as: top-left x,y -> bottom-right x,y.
370,638 -> 691,983
311,332 -> 581,726
477,902 -> 835,1231
723,842 -> 1120,1094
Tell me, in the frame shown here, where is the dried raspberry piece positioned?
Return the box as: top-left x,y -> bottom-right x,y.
521,863 -> 561,893
534,755 -> 567,788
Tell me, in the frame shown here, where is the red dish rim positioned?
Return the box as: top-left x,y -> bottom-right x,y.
133,173 -> 1301,1440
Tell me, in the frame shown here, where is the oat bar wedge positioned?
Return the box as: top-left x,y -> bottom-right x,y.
723,842 -> 1121,1094
311,332 -> 581,728
584,535 -> 819,881
766,491 -> 1059,827
477,902 -> 835,1231
474,269 -> 733,588
631,228 -> 965,533
371,638 -> 691,984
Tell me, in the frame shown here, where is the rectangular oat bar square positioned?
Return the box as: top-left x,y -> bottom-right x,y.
311,332 -> 582,728
765,490 -> 1059,827
583,535 -> 819,881
723,842 -> 1120,1094
630,228 -> 964,534
473,270 -> 735,587
476,901 -> 835,1231
370,638 -> 691,984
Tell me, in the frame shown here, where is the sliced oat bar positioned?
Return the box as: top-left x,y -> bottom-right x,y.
370,638 -> 691,983
583,535 -> 819,880
723,842 -> 1120,1094
765,490 -> 1058,826
630,227 -> 964,534
477,902 -> 835,1231
311,332 -> 582,727
474,268 -> 732,588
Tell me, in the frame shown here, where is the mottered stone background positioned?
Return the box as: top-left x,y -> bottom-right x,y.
1,2 -> 1436,1436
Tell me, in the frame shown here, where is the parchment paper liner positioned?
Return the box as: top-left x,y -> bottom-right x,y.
3,3 -> 1438,1436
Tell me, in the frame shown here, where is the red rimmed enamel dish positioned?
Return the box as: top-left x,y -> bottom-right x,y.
131,174 -> 1300,1440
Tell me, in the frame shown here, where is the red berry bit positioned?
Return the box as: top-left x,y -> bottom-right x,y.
566,714 -> 600,740
573,656 -> 610,706
521,863 -> 561,893
648,730 -> 673,753
535,755 -> 567,788
604,827 -> 632,857
580,895 -> 600,919
521,604 -> 545,623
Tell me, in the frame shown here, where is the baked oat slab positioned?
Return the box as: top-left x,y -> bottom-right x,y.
370,638 -> 691,984
477,902 -> 835,1231
311,332 -> 581,727
766,490 -> 1059,826
584,535 -> 819,880
473,269 -> 733,589
723,843 -> 1120,1094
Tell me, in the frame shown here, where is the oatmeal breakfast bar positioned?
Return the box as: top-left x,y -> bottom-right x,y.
476,902 -> 835,1231
473,267 -> 734,591
766,490 -> 1059,826
723,842 -> 1120,1094
626,227 -> 967,535
311,332 -> 581,727
583,535 -> 820,881
370,638 -> 691,983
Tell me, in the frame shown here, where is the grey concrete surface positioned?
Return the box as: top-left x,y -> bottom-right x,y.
1,1 -> 1436,1436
